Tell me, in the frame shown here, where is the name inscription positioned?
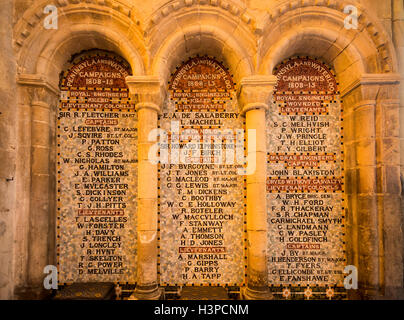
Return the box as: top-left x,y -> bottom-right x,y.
267,57 -> 345,298
57,53 -> 137,283
159,57 -> 244,286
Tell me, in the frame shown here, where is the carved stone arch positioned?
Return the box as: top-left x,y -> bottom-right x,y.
12,1 -> 147,297
146,0 -> 255,34
14,0 -> 147,83
148,3 -> 257,85
258,2 -> 403,299
13,0 -> 141,50
260,26 -> 366,92
129,1 -> 260,300
32,24 -> 145,88
259,1 -> 398,81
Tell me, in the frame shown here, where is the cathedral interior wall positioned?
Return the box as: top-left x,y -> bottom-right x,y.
1,0 -> 403,299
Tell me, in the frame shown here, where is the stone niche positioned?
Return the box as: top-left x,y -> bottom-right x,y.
51,51 -> 401,300
159,56 -> 245,287
266,57 -> 346,300
57,51 -> 138,284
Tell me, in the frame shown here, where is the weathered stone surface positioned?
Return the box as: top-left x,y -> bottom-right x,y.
1,0 -> 403,300
57,52 -> 138,284
0,0 -> 16,300
266,57 -> 345,300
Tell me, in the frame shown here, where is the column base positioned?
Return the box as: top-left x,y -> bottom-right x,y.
129,285 -> 163,300
242,286 -> 273,300
14,285 -> 52,300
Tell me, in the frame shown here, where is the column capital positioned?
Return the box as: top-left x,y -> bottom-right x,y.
125,75 -> 165,113
341,73 -> 401,112
17,73 -> 59,95
341,73 -> 401,99
31,101 -> 50,109
238,75 -> 278,114
17,73 -> 59,105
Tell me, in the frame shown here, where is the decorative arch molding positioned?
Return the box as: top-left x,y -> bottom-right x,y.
259,1 -> 398,81
146,0 -> 255,34
15,0 -> 398,85
151,23 -> 256,87
13,0 -> 139,48
9,0 -> 404,299
14,0 -> 257,78
257,2 -> 402,299
12,1 -> 147,296
32,24 -> 145,88
14,0 -> 147,82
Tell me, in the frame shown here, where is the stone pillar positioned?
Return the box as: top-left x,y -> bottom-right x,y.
0,0 -> 17,299
126,75 -> 164,300
393,0 -> 404,301
29,100 -> 52,288
16,74 -> 59,298
352,98 -> 379,299
239,75 -> 277,300
373,79 -> 403,299
377,97 -> 403,299
342,73 -> 403,299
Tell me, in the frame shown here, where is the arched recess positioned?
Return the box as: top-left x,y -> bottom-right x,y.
260,3 -> 402,299
149,4 -> 256,87
259,4 -> 398,87
13,1 -> 146,297
15,2 -> 147,85
135,3 -> 260,297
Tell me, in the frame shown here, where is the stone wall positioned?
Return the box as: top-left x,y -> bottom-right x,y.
0,0 -> 17,300
391,0 -> 404,295
2,0 -> 403,299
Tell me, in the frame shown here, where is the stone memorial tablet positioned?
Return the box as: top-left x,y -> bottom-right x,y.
57,52 -> 137,283
159,57 -> 245,286
266,57 -> 346,299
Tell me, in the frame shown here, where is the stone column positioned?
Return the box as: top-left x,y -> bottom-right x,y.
0,0 -> 17,299
342,73 -> 402,299
393,0 -> 404,301
126,75 -> 164,300
29,100 -> 52,288
376,96 -> 403,299
239,75 -> 277,300
16,74 -> 59,298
